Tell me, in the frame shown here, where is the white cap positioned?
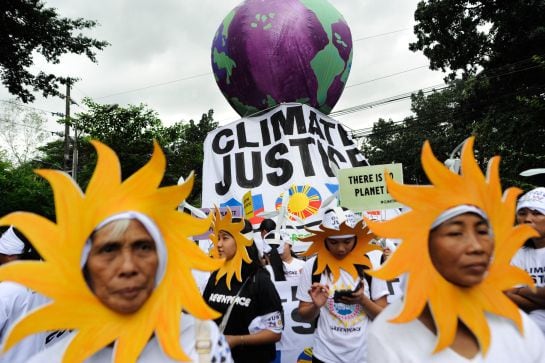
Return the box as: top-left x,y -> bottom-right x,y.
517,188 -> 545,215
322,207 -> 359,238
431,205 -> 488,230
0,226 -> 25,255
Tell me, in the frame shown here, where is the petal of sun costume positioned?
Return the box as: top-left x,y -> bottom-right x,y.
366,137 -> 539,357
0,141 -> 224,362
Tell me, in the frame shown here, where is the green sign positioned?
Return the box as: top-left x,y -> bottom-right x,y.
338,164 -> 404,211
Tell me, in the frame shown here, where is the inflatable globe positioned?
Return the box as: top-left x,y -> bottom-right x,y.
211,0 -> 352,116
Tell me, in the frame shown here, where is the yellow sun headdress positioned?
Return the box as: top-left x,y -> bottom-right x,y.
366,137 -> 538,355
209,207 -> 253,290
0,140 -> 224,362
300,207 -> 380,282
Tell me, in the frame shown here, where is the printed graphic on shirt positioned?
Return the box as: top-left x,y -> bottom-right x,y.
207,293 -> 252,307
325,283 -> 365,328
527,266 -> 545,285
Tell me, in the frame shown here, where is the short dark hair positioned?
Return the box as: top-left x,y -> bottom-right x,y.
259,219 -> 276,233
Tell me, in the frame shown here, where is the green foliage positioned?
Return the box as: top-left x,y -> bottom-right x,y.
0,157 -> 55,220
0,0 -> 109,102
363,0 -> 545,189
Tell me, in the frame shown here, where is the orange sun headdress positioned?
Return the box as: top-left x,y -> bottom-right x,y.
209,207 -> 253,290
300,207 -> 380,282
0,141 -> 224,362
366,137 -> 538,355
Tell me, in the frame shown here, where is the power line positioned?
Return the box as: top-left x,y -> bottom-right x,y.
345,65 -> 429,89
352,28 -> 411,42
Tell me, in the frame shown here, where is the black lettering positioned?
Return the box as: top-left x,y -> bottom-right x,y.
270,105 -> 307,142
308,111 -> 325,140
319,119 -> 336,144
292,308 -> 317,334
265,143 -> 293,186
211,128 -> 234,154
236,122 -> 259,148
346,147 -> 368,167
327,145 -> 347,166
215,155 -> 232,195
260,118 -> 271,146
289,138 -> 316,176
317,142 -> 335,177
376,173 -> 383,182
235,152 -> 263,188
338,124 -> 354,146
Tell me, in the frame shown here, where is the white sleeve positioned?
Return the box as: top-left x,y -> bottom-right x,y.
521,313 -> 545,363
248,311 -> 283,334
370,276 -> 389,301
295,258 -> 315,303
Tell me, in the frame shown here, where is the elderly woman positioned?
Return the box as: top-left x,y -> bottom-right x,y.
366,138 -> 545,362
0,141 -> 233,362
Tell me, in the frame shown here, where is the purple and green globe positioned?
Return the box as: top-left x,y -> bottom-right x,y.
211,0 -> 352,116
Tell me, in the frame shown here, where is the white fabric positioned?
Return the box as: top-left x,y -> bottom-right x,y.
27,314 -> 233,363
0,282 -> 55,363
511,247 -> 545,335
264,258 -> 305,283
368,299 -> 545,362
296,256 -> 388,363
321,208 -> 359,237
517,188 -> 545,215
366,250 -> 405,304
80,212 -> 168,286
431,205 -> 487,230
247,310 -> 283,334
0,227 -> 24,255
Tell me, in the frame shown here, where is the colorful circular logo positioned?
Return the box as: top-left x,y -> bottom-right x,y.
276,185 -> 322,221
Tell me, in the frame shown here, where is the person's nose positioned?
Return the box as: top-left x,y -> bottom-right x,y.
466,231 -> 486,254
119,249 -> 138,277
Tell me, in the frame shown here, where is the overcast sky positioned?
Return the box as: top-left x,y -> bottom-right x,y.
1,0 -> 447,136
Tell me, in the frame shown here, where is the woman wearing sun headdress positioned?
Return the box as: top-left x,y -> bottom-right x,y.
202,210 -> 283,363
0,141 -> 233,362
366,138 -> 545,362
295,207 -> 389,363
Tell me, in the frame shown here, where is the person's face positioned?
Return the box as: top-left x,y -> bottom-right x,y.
429,213 -> 494,287
516,208 -> 545,238
325,236 -> 356,260
87,220 -> 158,314
217,230 -> 237,260
281,243 -> 292,260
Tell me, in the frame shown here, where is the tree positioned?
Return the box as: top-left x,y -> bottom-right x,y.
36,100 -> 218,206
363,0 -> 545,188
0,100 -> 51,164
160,110 -> 218,205
1,0 -> 109,102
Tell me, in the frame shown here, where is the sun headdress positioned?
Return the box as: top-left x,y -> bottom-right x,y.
300,207 -> 380,282
365,137 -> 537,355
209,207 -> 253,290
0,141 -> 224,362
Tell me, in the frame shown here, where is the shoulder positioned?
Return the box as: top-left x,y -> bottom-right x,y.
27,332 -> 74,363
0,282 -> 29,299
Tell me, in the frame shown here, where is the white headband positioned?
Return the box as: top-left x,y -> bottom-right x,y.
517,188 -> 545,215
81,212 -> 167,286
322,207 -> 359,239
0,226 -> 25,255
431,205 -> 488,230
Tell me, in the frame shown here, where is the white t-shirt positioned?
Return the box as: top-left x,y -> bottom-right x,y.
511,246 -> 545,335
27,314 -> 232,363
366,250 -> 405,303
296,256 -> 388,363
0,282 -> 55,363
368,299 -> 545,362
265,258 -> 305,283
283,257 -> 305,282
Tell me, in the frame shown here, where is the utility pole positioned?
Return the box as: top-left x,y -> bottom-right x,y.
72,122 -> 78,182
63,78 -> 71,172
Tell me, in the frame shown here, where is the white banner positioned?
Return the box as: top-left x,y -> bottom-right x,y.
273,280 -> 315,363
202,104 -> 368,228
